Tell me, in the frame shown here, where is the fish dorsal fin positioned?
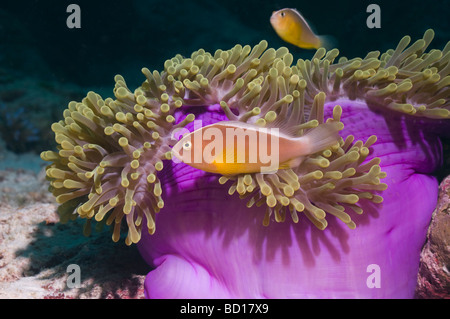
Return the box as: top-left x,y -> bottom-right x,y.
265,116 -> 302,138
289,8 -> 319,39
215,119 -> 299,141
289,8 -> 309,26
216,120 -> 264,131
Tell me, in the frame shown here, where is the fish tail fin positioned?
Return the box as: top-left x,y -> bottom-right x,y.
298,121 -> 343,155
318,35 -> 338,50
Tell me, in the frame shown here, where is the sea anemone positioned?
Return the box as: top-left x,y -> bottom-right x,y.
41,29 -> 449,298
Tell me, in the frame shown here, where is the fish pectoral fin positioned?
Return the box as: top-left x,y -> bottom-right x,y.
225,148 -> 238,164
215,147 -> 239,165
279,156 -> 304,169
209,149 -> 238,175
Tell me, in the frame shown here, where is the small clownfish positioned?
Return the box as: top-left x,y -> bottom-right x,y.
171,120 -> 342,175
270,8 -> 332,50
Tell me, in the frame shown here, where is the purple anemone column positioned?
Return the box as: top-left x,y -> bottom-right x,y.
138,98 -> 443,298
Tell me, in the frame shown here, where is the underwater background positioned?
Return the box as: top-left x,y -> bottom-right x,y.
0,0 -> 449,298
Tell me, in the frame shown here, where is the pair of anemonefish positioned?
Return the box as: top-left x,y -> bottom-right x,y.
270,8 -> 333,50
171,8 -> 339,175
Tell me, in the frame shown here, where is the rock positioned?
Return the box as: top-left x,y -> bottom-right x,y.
416,175 -> 450,298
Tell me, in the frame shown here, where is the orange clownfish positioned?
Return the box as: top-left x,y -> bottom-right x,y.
270,8 -> 333,50
171,120 -> 342,175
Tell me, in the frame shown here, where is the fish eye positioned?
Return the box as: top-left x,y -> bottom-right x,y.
280,11 -> 285,17
183,141 -> 192,150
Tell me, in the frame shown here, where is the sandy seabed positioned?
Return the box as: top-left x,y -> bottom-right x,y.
0,155 -> 148,299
